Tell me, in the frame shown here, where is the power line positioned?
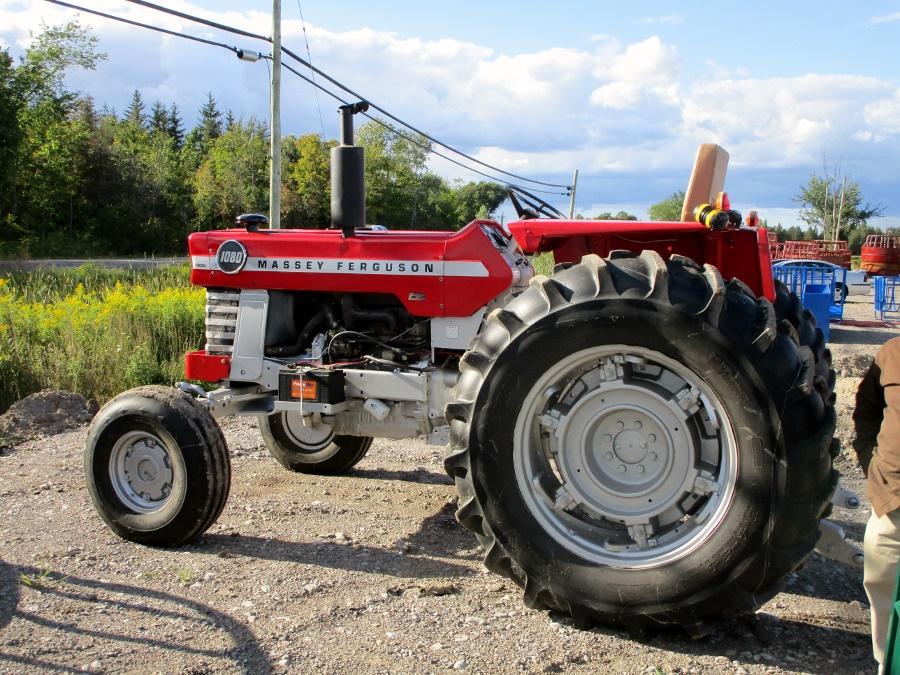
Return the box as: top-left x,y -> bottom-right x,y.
294,0 -> 325,138
43,0 -> 246,55
276,58 -> 568,195
41,0 -> 568,197
119,0 -> 571,192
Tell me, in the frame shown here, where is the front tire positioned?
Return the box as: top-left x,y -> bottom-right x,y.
85,386 -> 231,546
259,412 -> 373,474
445,251 -> 836,635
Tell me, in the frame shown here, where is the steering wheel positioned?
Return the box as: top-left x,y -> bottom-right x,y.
506,186 -> 567,220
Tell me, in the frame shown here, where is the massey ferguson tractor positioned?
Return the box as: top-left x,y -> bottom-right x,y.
85,103 -> 846,636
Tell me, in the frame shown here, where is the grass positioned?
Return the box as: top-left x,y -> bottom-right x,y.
531,252 -> 555,277
0,264 -> 203,413
19,563 -> 65,589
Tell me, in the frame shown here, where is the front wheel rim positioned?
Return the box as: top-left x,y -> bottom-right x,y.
109,431 -> 176,513
513,345 -> 738,569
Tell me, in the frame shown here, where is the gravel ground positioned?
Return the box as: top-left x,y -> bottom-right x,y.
1,294 -> 897,675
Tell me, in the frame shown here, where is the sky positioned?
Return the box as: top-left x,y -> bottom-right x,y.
2,0 -> 900,226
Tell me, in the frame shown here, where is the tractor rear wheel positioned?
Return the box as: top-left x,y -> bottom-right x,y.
445,251 -> 836,635
85,386 -> 231,546
259,412 -> 373,474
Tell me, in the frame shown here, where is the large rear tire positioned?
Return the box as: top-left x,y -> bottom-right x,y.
445,251 -> 836,635
259,412 -> 373,475
85,386 -> 231,546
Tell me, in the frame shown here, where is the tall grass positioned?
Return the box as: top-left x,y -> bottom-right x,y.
0,265 -> 203,412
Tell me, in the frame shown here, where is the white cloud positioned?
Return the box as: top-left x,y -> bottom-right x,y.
868,11 -> 900,25
864,89 -> 900,138
2,1 -> 900,213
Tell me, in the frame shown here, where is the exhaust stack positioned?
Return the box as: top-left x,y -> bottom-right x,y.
331,102 -> 369,238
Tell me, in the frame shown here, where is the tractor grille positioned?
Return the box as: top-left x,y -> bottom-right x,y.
205,289 -> 240,354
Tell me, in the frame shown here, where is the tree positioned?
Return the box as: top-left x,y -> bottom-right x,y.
167,103 -> 184,148
193,119 -> 269,229
224,110 -> 235,130
595,210 -> 637,221
149,100 -> 168,133
648,191 -> 684,221
0,21 -> 104,255
451,182 -> 507,224
357,119 -> 431,228
198,92 -> 223,142
0,50 -> 22,223
282,132 -> 333,228
124,89 -> 146,128
795,171 -> 884,240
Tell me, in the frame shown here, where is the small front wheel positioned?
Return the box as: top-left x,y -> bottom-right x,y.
84,386 -> 230,546
259,411 -> 372,474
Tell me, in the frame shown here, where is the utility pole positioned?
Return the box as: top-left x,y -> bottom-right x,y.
567,169 -> 579,219
269,0 -> 282,228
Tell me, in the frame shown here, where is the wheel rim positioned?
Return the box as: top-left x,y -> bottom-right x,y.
109,431 -> 176,513
513,345 -> 738,568
282,412 -> 335,452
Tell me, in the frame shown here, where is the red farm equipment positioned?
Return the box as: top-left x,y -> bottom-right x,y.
84,106 -> 850,636
778,239 -> 851,268
861,234 -> 900,277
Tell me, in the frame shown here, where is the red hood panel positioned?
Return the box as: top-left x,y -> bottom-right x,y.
188,221 -> 513,317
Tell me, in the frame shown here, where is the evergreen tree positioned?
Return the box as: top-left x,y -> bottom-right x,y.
75,95 -> 97,130
199,92 -> 223,142
225,109 -> 235,130
124,89 -> 146,127
149,100 -> 168,133
167,103 -> 184,148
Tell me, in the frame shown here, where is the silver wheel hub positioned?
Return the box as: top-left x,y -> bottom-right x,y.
283,412 -> 335,451
514,346 -> 737,568
109,431 -> 174,513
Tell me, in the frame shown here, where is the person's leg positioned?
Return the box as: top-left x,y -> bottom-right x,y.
864,509 -> 900,669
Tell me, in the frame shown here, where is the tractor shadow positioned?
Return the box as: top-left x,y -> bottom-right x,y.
0,559 -> 18,632
202,525 -> 472,578
625,613 -> 875,675
403,500 -> 477,558
0,566 -> 271,674
779,552 -> 867,604
554,610 -> 874,674
348,466 -> 453,485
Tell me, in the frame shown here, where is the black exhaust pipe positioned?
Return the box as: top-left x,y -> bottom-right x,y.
331,102 -> 369,238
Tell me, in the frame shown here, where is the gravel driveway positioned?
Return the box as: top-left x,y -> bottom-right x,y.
1,295 -> 895,674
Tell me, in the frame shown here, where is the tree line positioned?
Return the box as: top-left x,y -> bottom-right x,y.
0,23 -> 507,257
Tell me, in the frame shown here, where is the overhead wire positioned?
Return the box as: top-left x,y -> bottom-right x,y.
275,58 -> 569,195
41,0 -> 571,199
43,0 -> 246,55
294,0 -> 326,138
118,0 -> 572,192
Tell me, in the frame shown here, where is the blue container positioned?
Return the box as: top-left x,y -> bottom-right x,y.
875,276 -> 900,320
772,264 -> 846,322
802,283 -> 831,340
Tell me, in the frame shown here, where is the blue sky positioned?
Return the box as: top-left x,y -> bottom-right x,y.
3,0 -> 900,225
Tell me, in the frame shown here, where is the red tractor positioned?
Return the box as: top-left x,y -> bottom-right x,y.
85,104 -> 843,636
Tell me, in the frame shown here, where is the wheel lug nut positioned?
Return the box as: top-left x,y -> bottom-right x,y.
634,421 -> 642,429
605,453 -> 613,461
648,433 -> 657,442
637,465 -> 646,473
618,465 -> 627,473
641,443 -> 647,449
603,434 -> 612,442
649,452 -> 658,461
616,420 -> 625,429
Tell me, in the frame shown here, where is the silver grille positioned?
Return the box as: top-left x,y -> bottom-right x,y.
205,289 -> 240,354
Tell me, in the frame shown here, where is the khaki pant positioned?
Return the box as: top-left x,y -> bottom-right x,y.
864,509 -> 900,668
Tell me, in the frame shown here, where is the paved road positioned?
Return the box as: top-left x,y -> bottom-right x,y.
0,258 -> 187,271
